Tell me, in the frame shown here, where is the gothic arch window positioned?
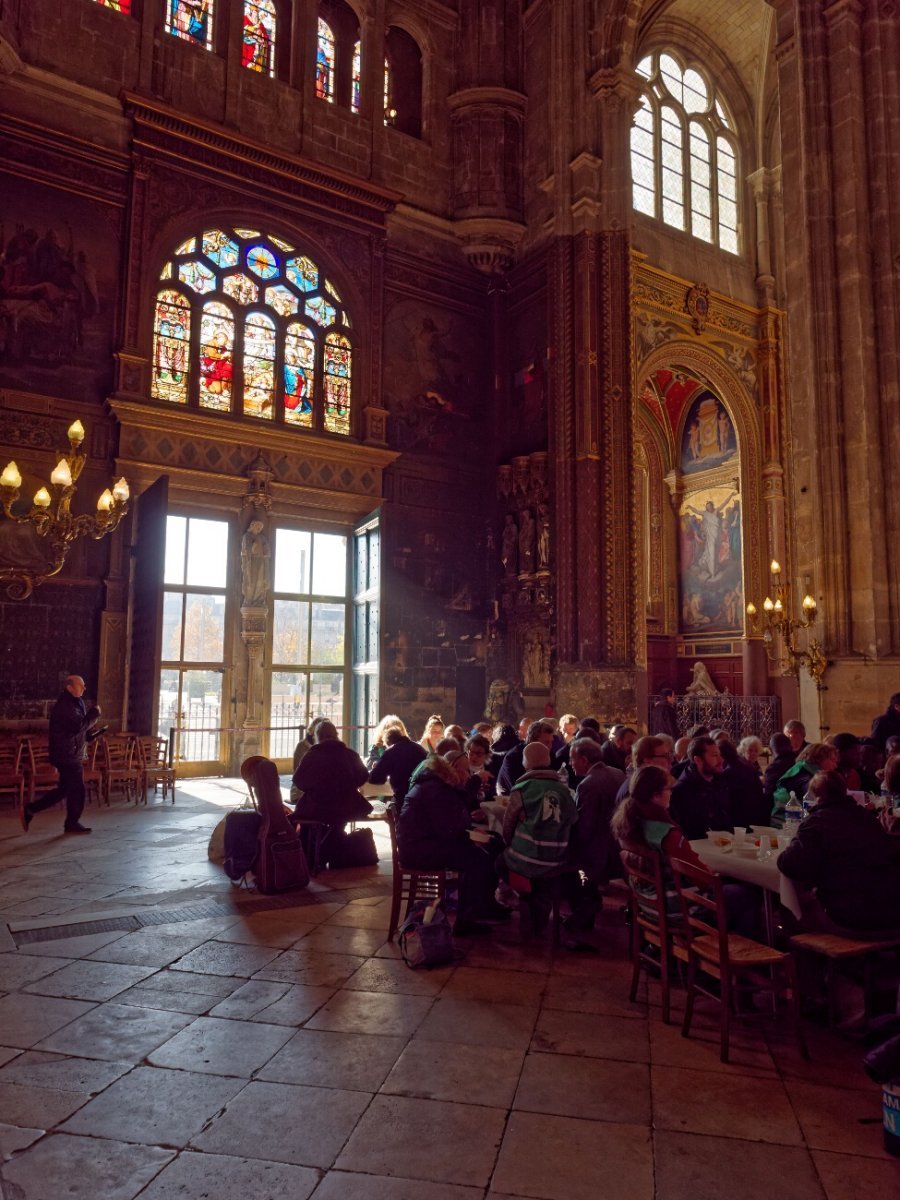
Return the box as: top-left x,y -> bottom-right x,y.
242,1 -> 278,76
384,26 -> 423,137
151,227 -> 354,436
317,1 -> 360,111
166,0 -> 216,51
632,50 -> 740,254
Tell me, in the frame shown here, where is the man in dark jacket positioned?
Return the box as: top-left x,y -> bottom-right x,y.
763,733 -> 796,807
292,722 -> 371,860
566,738 -> 625,929
497,719 -> 555,794
778,770 -> 900,933
871,694 -> 900,752
599,726 -> 636,773
649,689 -> 680,740
670,735 -> 733,839
22,675 -> 101,834
368,727 -> 427,808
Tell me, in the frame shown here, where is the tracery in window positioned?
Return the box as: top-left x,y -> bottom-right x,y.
166,0 -> 215,51
151,227 -> 354,435
242,1 -> 277,76
631,50 -> 739,253
316,18 -> 336,101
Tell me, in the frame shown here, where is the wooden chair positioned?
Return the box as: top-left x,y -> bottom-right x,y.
619,837 -> 689,1024
507,866 -> 566,947
0,737 -> 27,812
669,854 -> 808,1063
136,736 -> 176,804
788,931 -> 900,1028
20,735 -> 58,805
101,735 -> 141,805
386,807 -> 456,940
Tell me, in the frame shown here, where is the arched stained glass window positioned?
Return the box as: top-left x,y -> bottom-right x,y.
166,0 -> 215,51
152,291 -> 190,405
317,18 -> 336,101
94,1 -> 131,13
151,226 -> 354,435
631,50 -> 740,253
324,332 -> 352,436
352,41 -> 362,114
384,26 -> 423,137
242,1 -> 277,76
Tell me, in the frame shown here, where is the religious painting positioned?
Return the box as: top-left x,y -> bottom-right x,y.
679,485 -> 743,634
680,391 -> 737,475
383,296 -> 486,453
0,176 -> 119,403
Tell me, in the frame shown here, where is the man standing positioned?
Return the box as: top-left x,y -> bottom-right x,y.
871,694 -> 900,751
650,688 -> 679,739
670,735 -> 732,839
22,675 -> 101,834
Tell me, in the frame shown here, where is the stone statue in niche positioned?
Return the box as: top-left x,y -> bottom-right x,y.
241,518 -> 270,607
537,505 -> 550,571
685,661 -> 720,695
500,512 -> 518,575
518,509 -> 536,575
485,677 -> 525,725
522,631 -> 548,690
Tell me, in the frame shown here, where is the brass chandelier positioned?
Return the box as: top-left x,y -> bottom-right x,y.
0,420 -> 129,600
746,560 -> 828,689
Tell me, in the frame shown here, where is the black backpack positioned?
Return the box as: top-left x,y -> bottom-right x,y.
326,826 -> 379,868
223,810 -> 261,882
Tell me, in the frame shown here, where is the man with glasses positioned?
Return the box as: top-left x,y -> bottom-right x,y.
613,735 -> 674,807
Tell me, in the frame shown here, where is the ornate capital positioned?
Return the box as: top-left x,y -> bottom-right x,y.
588,66 -> 644,115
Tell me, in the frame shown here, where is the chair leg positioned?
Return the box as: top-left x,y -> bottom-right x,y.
719,973 -> 731,1063
388,878 -> 402,940
659,939 -> 671,1026
628,920 -> 641,1005
682,958 -> 697,1039
783,955 -> 809,1060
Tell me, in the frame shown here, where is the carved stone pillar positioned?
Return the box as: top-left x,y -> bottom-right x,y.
236,456 -> 273,764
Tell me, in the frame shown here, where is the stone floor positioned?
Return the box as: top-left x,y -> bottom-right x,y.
0,781 -> 897,1199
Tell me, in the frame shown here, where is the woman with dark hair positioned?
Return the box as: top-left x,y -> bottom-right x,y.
763,733 -> 795,807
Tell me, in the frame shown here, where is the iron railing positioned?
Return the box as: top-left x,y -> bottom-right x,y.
649,694 -> 781,745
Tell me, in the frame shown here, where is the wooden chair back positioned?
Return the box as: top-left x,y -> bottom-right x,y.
385,807 -> 452,939
667,854 -> 730,972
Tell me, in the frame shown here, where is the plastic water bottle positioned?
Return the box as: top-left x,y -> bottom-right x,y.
784,794 -> 803,833
802,794 -> 816,817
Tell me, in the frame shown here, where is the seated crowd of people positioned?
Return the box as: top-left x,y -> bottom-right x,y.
286,703 -> 900,947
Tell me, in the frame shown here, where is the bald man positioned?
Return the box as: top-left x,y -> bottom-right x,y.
22,675 -> 102,835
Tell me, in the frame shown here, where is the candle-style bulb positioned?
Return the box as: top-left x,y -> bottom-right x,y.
67,420 -> 85,445
774,598 -> 784,612
97,489 -> 113,513
746,602 -> 757,617
112,477 -> 130,503
770,560 -> 781,576
1,461 -> 22,490
50,459 -> 73,488
802,594 -> 817,612
33,487 -> 51,508
763,597 -> 774,612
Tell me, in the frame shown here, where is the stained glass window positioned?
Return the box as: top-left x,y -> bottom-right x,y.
152,291 -> 191,405
242,0 -> 276,76
324,333 -> 351,436
352,41 -> 362,114
317,19 -> 335,102
632,51 -> 740,253
151,226 -> 354,433
166,0 -> 215,51
383,57 -> 393,125
94,1 -> 131,13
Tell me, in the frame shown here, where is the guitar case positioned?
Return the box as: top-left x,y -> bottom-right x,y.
251,757 -> 310,894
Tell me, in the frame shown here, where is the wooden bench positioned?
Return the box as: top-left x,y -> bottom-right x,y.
789,931 -> 900,1026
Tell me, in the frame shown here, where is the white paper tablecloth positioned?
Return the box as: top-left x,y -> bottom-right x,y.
691,839 -> 802,920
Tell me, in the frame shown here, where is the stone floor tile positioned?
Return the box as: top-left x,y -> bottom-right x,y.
382,1040 -> 525,1109
35,1002 -> 193,1062
811,1149 -> 900,1198
259,1028 -> 406,1091
207,979 -> 290,1019
304,989 -> 433,1038
0,1050 -> 130,1093
212,915 -> 316,949
192,1080 -> 371,1167
18,931 -> 129,959
343,957 -> 454,997
414,998 -> 537,1051
493,1110 -> 653,1200
148,1015 -> 293,1077
514,1052 -> 650,1125
653,1064 -> 803,1144
0,994 -> 96,1050
766,1028 -> 875,1092
60,1065 -> 245,1146
112,984 -> 220,1015
253,950 -> 367,988
0,1132 -> 174,1200
0,1121 -> 43,1160
255,983 -> 336,1026
442,966 -> 546,1007
0,952 -> 75,992
23,959 -> 158,1002
0,1080 -> 91,1128
137,1150 -> 321,1200
785,1080 -> 887,1158
133,969 -> 242,998
312,1172 -> 483,1200
542,971 -> 648,1020
87,929 -> 226,967
649,1015 -> 777,1077
301,925 -> 390,957
531,1008 -> 650,1062
169,941 -> 282,977
449,941 -> 554,974
0,1047 -> 21,1068
323,900 -> 394,930
654,1130 -> 825,1200
336,1094 -> 506,1187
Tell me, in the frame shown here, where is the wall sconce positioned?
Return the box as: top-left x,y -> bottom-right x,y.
0,420 -> 129,600
746,561 -> 828,689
